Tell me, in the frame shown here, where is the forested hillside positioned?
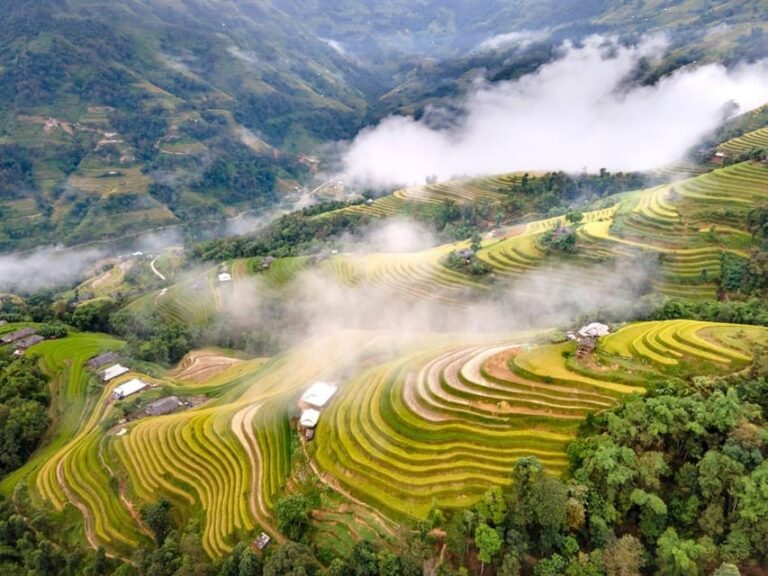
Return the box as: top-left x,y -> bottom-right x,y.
1,0 -> 767,251
0,0 -> 377,250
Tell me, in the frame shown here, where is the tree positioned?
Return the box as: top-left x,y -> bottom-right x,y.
276,495 -> 311,542
734,460 -> 768,554
141,500 -> 173,545
37,322 -> 68,339
349,540 -> 378,576
377,550 -> 401,576
655,529 -> 714,576
498,552 -> 521,576
474,523 -> 501,575
603,535 -> 645,576
565,212 -> 584,225
218,542 -> 262,576
533,553 -> 565,576
476,486 -> 507,527
712,564 -> 741,576
263,543 -> 319,576
328,558 -> 350,576
470,232 -> 482,253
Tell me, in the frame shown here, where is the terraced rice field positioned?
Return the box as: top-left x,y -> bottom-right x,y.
310,320 -> 767,519
10,319 -> 768,559
719,126 -> 768,156
0,333 -> 148,554
66,167 -> 152,197
322,248 -> 487,308
343,173 -> 527,217
566,161 -> 768,298
108,333 -> 382,557
135,162 -> 768,322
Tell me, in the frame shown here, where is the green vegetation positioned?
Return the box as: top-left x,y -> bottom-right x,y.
0,354 -> 50,476
2,4 -> 768,573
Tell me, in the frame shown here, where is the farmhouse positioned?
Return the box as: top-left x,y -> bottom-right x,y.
253,532 -> 271,551
87,351 -> 120,369
578,322 -> 610,338
145,396 -> 183,417
113,378 -> 148,400
13,335 -> 45,355
101,364 -> 130,382
300,408 -> 320,428
218,272 -> 232,283
299,381 -> 337,409
1,327 -> 36,345
566,323 -> 610,360
711,151 -> 727,165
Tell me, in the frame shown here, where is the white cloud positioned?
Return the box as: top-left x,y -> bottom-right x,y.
320,38 -> 348,56
476,29 -> 549,52
342,35 -> 768,187
0,247 -> 106,293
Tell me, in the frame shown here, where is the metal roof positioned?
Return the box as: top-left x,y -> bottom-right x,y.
101,364 -> 130,381
113,378 -> 148,399
300,381 -> 337,408
299,408 -> 320,428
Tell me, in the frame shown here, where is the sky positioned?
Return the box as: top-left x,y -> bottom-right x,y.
342,35 -> 768,187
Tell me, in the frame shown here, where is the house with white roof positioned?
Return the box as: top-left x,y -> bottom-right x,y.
299,381 -> 337,409
101,364 -> 130,382
112,378 -> 148,400
299,408 -> 320,428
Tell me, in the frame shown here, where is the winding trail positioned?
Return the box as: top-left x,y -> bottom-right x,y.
231,403 -> 286,543
301,438 -> 397,538
150,256 -> 167,281
56,460 -> 99,551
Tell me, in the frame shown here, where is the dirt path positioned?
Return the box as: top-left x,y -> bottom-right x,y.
231,403 -> 286,543
97,441 -> 153,539
150,256 -> 166,281
56,459 -> 99,551
301,438 -> 397,538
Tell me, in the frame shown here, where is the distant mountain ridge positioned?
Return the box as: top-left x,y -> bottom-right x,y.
0,0 -> 766,252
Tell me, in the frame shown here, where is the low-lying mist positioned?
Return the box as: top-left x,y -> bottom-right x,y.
0,228 -> 184,294
206,219 -> 660,352
0,247 -> 107,293
342,35 -> 768,187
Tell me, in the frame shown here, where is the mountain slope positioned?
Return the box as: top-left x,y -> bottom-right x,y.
0,0 -> 766,252
0,0 -> 382,251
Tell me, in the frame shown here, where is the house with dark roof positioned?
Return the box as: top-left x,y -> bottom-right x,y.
1,328 -> 36,345
13,335 -> 45,355
145,396 -> 184,417
87,351 -> 120,370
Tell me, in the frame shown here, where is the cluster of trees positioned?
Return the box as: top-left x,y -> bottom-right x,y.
192,141 -> 284,206
0,354 -> 50,476
192,210 -> 373,262
0,144 -> 36,198
110,307 -> 195,365
444,234 -> 492,276
501,171 -> 646,213
235,92 -> 362,148
0,496 -> 122,576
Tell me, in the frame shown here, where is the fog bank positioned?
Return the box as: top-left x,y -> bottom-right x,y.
343,35 -> 768,187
